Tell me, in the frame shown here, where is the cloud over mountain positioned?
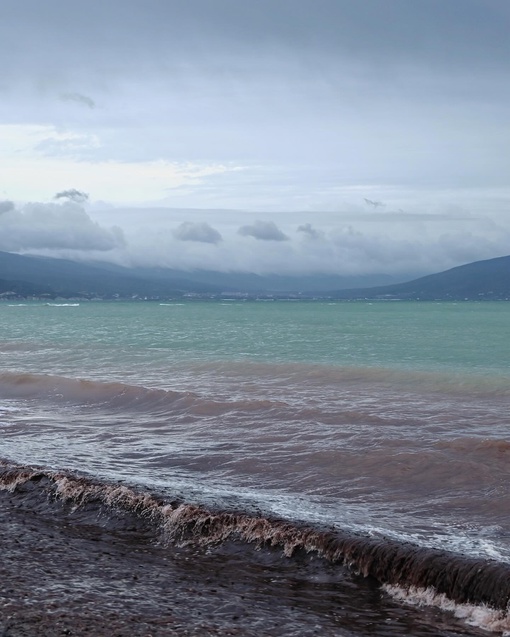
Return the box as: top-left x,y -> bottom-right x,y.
0,201 -> 124,252
238,220 -> 289,241
173,222 -> 222,244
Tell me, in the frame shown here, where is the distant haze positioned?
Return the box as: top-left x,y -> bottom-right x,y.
1,1 -> 509,276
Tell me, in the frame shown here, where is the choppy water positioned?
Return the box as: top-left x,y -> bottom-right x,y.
1,300 -> 509,635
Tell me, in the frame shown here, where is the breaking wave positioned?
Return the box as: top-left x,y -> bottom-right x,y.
384,585 -> 510,635
1,460 -> 509,634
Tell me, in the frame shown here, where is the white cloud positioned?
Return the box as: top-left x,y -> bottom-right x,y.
0,124 -> 239,204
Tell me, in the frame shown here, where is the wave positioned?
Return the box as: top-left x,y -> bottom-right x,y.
0,460 -> 509,633
5,302 -> 80,307
0,371 -> 283,415
438,437 -> 510,454
384,585 -> 510,634
0,341 -> 37,352
188,359 -> 510,399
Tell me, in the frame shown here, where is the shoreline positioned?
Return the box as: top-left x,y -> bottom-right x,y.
0,469 -> 496,637
0,487 -> 353,637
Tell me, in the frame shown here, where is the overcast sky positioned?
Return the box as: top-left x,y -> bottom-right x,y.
1,0 -> 509,276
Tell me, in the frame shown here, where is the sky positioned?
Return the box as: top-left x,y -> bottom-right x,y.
1,0 -> 509,276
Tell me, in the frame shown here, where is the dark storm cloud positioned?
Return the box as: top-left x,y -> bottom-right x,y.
173,221 -> 222,244
54,189 -> 89,203
2,1 -> 509,72
238,221 -> 288,241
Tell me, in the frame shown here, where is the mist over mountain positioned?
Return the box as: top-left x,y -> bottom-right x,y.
0,250 -> 508,300
0,251 -> 412,299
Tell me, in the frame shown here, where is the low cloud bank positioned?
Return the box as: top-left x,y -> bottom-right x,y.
2,197 -> 510,279
0,199 -> 124,252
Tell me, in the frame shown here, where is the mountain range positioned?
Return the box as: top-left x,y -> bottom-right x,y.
0,250 -> 508,300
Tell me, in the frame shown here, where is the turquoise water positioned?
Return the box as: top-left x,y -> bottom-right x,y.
3,300 -> 510,377
1,299 -> 510,634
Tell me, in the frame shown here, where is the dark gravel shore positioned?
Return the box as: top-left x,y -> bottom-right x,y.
0,491 -> 351,637
0,486 -> 486,637
0,496 -> 246,636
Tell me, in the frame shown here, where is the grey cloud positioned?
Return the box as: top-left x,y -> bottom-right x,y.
60,92 -> 95,109
0,0 -> 509,267
54,189 -> 89,203
0,201 -> 124,252
238,220 -> 288,241
2,1 -> 509,75
173,222 -> 222,244
0,200 -> 15,215
364,199 -> 385,209
0,1 -> 508,203
297,223 -> 323,240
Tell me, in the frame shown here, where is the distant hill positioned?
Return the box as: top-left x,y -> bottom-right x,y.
332,255 -> 510,301
0,251 -> 411,298
0,252 -> 220,298
125,267 -> 403,294
2,250 -> 508,300
0,277 -> 55,298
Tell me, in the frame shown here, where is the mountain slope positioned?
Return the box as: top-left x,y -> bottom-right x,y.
0,252 -> 221,297
332,255 -> 510,300
0,251 -> 412,297
1,250 -> 509,300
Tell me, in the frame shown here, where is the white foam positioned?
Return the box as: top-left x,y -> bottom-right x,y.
384,584 -> 510,634
0,405 -> 23,413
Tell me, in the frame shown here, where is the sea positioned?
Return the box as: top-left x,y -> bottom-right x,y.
1,299 -> 509,636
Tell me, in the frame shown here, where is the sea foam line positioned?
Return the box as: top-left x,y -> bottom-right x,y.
384,584 -> 510,635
